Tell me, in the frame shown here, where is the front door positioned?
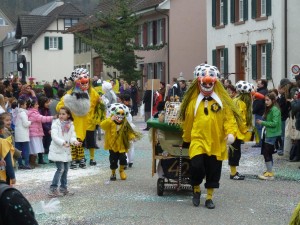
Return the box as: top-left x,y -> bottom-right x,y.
235,45 -> 246,81
93,57 -> 103,77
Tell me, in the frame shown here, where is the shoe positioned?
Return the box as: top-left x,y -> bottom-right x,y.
230,172 -> 245,180
59,188 -> 74,196
252,144 -> 261,148
290,157 -> 300,162
143,127 -> 150,131
94,144 -> 100,149
38,161 -> 47,165
79,159 -> 86,169
110,174 -> 116,181
205,199 -> 215,209
18,165 -> 32,170
277,150 -> 284,156
192,192 -> 201,207
119,169 -> 127,180
128,163 -> 133,168
70,161 -> 78,170
89,159 -> 97,166
258,172 -> 274,180
48,189 -> 63,198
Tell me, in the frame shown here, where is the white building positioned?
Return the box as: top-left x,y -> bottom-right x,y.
207,0 -> 299,88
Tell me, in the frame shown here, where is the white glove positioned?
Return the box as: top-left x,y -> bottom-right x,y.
226,134 -> 235,145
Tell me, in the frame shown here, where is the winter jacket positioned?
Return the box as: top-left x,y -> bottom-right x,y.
261,106 -> 282,138
14,108 -> 31,142
48,119 -> 77,162
28,108 -> 53,137
252,87 -> 268,116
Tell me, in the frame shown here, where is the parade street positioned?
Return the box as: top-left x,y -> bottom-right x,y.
15,117 -> 300,225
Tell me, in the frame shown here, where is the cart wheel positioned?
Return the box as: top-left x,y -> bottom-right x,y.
157,178 -> 164,196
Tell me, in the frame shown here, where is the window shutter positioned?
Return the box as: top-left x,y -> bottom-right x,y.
266,0 -> 272,16
162,62 -> 166,83
58,37 -> 63,50
243,0 -> 248,21
266,42 -> 272,80
224,0 -> 228,25
251,0 -> 257,19
154,63 -> 157,79
224,48 -> 228,74
143,23 -> 147,47
44,37 -> 49,50
230,0 -> 235,23
153,21 -> 157,45
212,49 -> 217,67
162,18 -> 166,44
212,0 -> 216,27
251,44 -> 257,80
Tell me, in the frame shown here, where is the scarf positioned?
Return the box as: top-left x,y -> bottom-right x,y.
60,120 -> 71,134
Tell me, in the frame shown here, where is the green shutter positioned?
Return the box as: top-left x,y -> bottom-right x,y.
230,0 -> 235,23
212,49 -> 217,67
224,48 -> 228,74
212,0 -> 216,27
244,0 -> 248,21
266,0 -> 272,16
251,0 -> 256,19
58,37 -> 63,50
44,37 -> 49,50
251,44 -> 257,80
224,0 -> 228,25
266,42 -> 272,80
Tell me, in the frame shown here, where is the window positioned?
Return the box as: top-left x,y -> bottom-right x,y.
147,21 -> 153,46
138,24 -> 143,47
156,62 -> 162,80
261,44 -> 266,78
251,42 -> 272,80
0,17 -> 7,26
231,0 -> 248,23
64,18 -> 79,29
251,0 -> 271,19
156,19 -> 163,45
212,47 -> 228,75
44,37 -> 63,50
212,0 -> 228,27
147,63 -> 153,79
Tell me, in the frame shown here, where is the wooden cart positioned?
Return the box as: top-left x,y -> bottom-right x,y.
147,118 -> 192,196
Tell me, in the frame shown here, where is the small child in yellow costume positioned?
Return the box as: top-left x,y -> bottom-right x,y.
100,103 -> 141,181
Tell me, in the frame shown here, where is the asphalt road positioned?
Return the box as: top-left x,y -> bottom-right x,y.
15,117 -> 300,225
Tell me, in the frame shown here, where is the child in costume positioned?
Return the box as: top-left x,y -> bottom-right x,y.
179,64 -> 241,209
48,107 -> 80,197
228,81 -> 254,180
256,92 -> 281,180
100,103 -> 141,181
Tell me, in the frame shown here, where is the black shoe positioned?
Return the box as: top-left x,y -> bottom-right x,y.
290,158 -> 300,162
192,192 -> 201,207
38,161 -> 47,165
205,199 -> 215,209
89,159 -> 97,166
230,172 -> 245,180
143,127 -> 150,131
79,160 -> 86,169
277,150 -> 284,156
252,144 -> 261,148
70,161 -> 78,169
110,174 -> 116,181
128,163 -> 133,168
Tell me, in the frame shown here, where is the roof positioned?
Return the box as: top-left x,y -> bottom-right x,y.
14,2 -> 86,50
0,7 -> 17,25
67,0 -> 165,33
30,0 -> 64,16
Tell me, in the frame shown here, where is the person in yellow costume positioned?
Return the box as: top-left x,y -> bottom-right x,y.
179,64 -> 242,209
100,103 -> 141,181
56,68 -> 102,169
228,80 -> 254,180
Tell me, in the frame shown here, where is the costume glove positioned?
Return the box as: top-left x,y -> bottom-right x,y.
226,134 -> 235,145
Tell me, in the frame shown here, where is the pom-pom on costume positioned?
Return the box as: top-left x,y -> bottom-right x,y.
179,64 -> 242,209
56,68 -> 104,169
228,80 -> 254,180
100,103 -> 141,181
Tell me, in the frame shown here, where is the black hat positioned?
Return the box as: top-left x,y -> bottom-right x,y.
279,78 -> 291,88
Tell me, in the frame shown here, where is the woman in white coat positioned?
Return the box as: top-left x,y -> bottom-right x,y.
48,107 -> 81,197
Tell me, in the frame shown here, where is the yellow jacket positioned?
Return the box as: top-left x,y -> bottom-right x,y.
0,138 -> 15,182
182,97 -> 237,160
233,98 -> 249,141
100,118 -> 135,153
56,87 -> 100,140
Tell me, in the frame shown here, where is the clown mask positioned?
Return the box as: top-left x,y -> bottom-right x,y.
194,64 -> 220,97
108,103 -> 129,124
75,73 -> 90,91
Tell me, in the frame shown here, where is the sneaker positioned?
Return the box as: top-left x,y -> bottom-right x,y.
205,199 -> 215,209
277,150 -> 284,156
89,159 -> 97,166
48,189 -> 63,198
192,192 -> 201,207
128,163 -> 133,168
110,174 -> 116,181
70,161 -> 78,170
230,172 -> 245,180
59,188 -> 74,196
79,159 -> 86,169
258,172 -> 274,180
